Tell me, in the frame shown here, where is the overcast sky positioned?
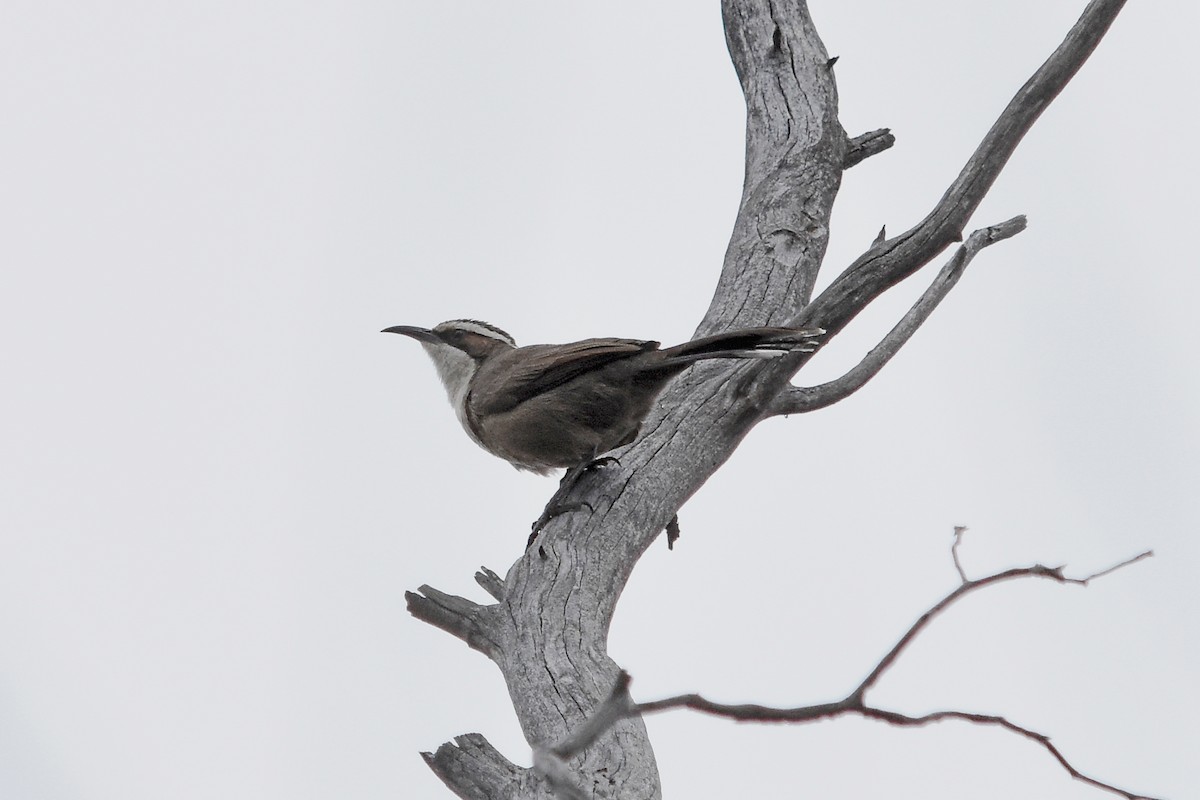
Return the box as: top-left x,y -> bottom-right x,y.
1,1 -> 1196,798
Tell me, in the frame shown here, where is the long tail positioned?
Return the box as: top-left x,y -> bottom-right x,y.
662,326 -> 824,365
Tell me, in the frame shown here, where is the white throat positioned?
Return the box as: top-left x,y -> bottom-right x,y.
421,342 -> 484,447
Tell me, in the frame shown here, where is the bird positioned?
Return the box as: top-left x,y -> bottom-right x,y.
381,319 -> 824,476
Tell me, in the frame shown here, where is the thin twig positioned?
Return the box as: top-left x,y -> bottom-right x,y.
852,564 -> 1054,698
1068,549 -> 1155,585
852,549 -> 1150,699
951,525 -> 969,583
858,708 -> 1160,800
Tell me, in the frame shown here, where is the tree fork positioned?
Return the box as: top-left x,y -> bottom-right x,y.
409,2 -> 1132,797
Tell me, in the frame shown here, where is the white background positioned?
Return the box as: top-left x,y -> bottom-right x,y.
2,2 -> 1195,798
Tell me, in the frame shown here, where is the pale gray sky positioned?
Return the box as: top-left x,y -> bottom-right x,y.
1,2 -> 1195,798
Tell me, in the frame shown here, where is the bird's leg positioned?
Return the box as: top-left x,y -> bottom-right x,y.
528,500 -> 592,549
527,464 -> 593,548
526,457 -> 621,548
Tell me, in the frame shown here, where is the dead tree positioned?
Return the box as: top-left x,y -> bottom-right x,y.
406,1 -> 1154,798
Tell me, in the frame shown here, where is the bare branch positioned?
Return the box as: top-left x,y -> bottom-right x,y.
793,0 -> 1126,338
423,734 -> 535,800
624,694 -> 1163,799
635,690 -> 851,722
772,216 -> 1026,415
547,548 -> 1157,800
699,0 -> 843,328
844,128 -> 895,169
406,586 -> 501,659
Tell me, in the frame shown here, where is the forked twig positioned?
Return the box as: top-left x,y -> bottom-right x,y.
771,216 -> 1026,416
538,540 -> 1158,800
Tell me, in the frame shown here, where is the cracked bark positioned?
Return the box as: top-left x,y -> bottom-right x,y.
410,1 -> 1130,797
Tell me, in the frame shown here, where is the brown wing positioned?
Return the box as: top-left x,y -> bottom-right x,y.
468,338 -> 658,415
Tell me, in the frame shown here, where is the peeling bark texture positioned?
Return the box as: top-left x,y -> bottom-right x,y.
411,1 -> 1129,797
707,0 -> 846,330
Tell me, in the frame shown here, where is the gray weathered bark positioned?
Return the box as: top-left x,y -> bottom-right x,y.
408,1 -> 1128,797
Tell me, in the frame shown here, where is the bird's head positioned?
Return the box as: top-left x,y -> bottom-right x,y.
382,319 -> 516,407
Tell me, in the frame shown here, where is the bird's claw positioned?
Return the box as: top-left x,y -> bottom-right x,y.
527,499 -> 594,550
585,455 -> 620,471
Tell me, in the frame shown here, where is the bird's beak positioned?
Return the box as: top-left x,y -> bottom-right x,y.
381,325 -> 439,343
